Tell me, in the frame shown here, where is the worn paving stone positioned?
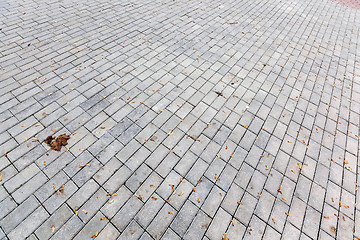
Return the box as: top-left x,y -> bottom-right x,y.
1,0 -> 359,238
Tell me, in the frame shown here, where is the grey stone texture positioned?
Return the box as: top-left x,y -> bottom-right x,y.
0,0 -> 359,238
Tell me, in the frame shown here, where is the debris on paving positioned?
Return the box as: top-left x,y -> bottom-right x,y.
44,134 -> 70,151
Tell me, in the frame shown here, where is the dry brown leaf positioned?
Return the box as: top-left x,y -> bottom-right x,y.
272,218 -> 276,224
150,184 -> 155,188
197,197 -> 200,203
324,216 -> 330,219
285,212 -> 291,216
178,191 -> 183,196
237,201 -> 243,205
100,217 -> 108,221
231,220 -> 235,226
168,211 -> 174,215
152,197 -> 158,200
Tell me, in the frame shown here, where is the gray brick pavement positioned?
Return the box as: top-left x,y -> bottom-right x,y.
0,0 -> 360,238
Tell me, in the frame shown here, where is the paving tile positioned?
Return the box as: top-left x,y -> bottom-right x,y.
146,203 -> 177,240
1,0 -> 359,238
183,210 -> 211,240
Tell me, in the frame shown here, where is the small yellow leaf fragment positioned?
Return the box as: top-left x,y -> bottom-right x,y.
74,210 -> 78,215
180,178 -> 185,184
178,191 -> 184,196
91,232 -> 98,238
51,225 -> 55,232
324,216 -> 330,219
272,218 -> 276,224
150,184 -> 155,188
100,217 -> 108,221
222,233 -> 229,240
197,197 -> 200,203
82,209 -> 87,214
168,211 -> 174,215
285,212 -> 291,216
51,128 -> 56,133
237,201 -> 243,205
231,220 -> 235,226
220,193 -> 223,200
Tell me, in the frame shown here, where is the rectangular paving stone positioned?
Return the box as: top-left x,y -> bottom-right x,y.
205,207 -> 232,240
49,215 -> 84,240
7,206 -> 49,240
96,223 -> 120,240
146,203 -> 177,240
4,163 -> 39,193
134,193 -> 165,229
35,204 -> 73,240
0,195 -> 39,233
73,212 -> 108,240
103,165 -> 132,193
12,171 -> 47,203
43,180 -> 78,214
112,196 -> 143,232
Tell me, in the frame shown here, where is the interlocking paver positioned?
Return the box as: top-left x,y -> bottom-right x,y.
1,0 -> 359,238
